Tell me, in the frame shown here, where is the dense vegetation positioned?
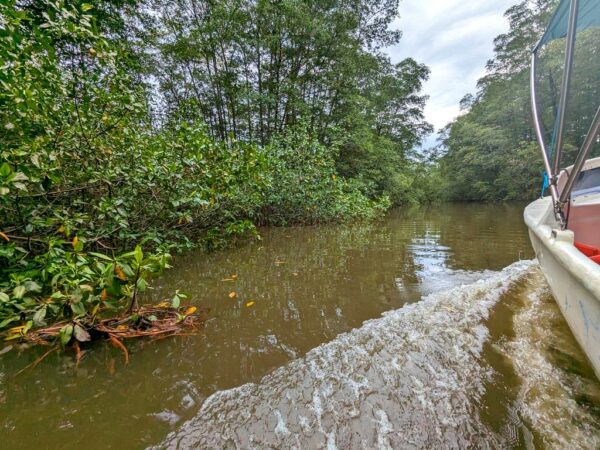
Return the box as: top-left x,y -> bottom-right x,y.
438,0 -> 600,202
0,0 -> 430,337
155,0 -> 432,203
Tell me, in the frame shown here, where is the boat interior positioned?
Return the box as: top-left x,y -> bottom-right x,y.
558,156 -> 600,261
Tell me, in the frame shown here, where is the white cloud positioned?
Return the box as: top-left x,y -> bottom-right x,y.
387,0 -> 518,147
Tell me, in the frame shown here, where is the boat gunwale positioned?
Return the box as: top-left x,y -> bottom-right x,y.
524,196 -> 600,302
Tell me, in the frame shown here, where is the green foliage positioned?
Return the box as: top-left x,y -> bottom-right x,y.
439,0 -> 600,202
153,0 -> 431,205
0,240 -> 170,336
335,57 -> 432,203
0,1 -> 265,333
258,124 -> 390,225
0,0 -> 397,336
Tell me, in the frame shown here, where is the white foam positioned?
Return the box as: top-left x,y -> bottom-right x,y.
155,260 -> 535,449
498,268 -> 600,449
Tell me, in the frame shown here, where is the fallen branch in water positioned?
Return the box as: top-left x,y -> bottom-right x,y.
15,347 -> 58,376
95,305 -> 207,339
9,304 -> 210,364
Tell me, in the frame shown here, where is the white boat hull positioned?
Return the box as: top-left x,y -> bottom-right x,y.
525,197 -> 600,380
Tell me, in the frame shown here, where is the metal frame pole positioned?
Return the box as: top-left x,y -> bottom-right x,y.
531,52 -> 548,170
530,51 -> 560,205
559,105 -> 600,206
552,0 -> 579,178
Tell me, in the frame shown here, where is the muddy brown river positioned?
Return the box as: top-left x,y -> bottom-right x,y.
1,204 -> 599,449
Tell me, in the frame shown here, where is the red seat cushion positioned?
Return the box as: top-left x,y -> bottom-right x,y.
591,255 -> 600,265
575,241 -> 600,257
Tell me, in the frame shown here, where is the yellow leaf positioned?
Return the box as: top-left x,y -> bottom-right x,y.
116,324 -> 127,331
178,217 -> 183,225
72,236 -> 79,248
245,301 -> 255,307
4,334 -> 22,341
0,231 -> 9,242
228,291 -> 237,299
221,278 -> 234,282
156,301 -> 171,308
8,325 -> 26,333
101,289 -> 108,301
231,274 -> 238,280
57,225 -> 65,234
292,272 -> 299,276
114,265 -> 127,281
185,306 -> 197,316
92,303 -> 100,316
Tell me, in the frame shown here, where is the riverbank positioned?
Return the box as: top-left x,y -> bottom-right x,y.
0,122 -> 389,343
3,0 -> 421,344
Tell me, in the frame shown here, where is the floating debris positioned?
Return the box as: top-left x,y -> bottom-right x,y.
7,304 -> 209,366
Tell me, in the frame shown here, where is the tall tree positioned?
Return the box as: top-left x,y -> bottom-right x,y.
151,0 -> 431,202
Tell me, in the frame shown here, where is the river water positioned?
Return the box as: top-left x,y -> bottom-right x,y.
1,204 -> 599,449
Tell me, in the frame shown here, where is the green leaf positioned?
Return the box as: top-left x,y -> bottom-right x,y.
0,187 -> 9,196
81,3 -> 94,11
0,317 -> 18,329
71,302 -> 86,317
59,324 -> 73,346
33,306 -> 47,326
119,262 -> 135,278
13,285 -> 26,299
0,163 -> 11,177
0,292 -> 9,302
134,245 -> 143,264
136,277 -> 147,292
89,252 -> 114,261
73,239 -> 84,252
24,281 -> 42,293
171,295 -> 180,309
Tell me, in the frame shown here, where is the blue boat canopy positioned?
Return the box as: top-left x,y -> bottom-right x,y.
534,0 -> 600,51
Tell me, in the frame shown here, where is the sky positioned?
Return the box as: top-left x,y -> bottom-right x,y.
387,0 -> 518,148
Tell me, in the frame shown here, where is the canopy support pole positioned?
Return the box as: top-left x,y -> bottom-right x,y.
552,0 -> 579,179
530,51 -> 560,207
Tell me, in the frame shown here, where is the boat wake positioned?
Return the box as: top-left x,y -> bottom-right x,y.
497,268 -> 600,449
156,260 -> 536,449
